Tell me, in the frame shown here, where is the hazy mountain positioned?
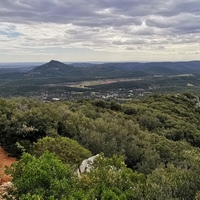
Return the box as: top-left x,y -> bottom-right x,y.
22,60 -> 200,80
26,60 -> 148,78
1,60 -> 200,98
3,60 -> 198,79
69,63 -> 96,68
90,61 -> 200,75
27,60 -> 83,77
0,62 -> 44,68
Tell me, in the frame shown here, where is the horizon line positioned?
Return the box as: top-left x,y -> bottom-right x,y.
0,59 -> 200,64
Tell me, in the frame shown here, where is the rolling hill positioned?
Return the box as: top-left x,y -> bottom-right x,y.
27,60 -> 83,77
1,60 -> 200,79
0,60 -> 200,98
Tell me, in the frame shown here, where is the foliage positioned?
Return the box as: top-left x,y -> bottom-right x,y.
6,151 -> 74,199
77,154 -> 145,199
140,165 -> 193,200
6,152 -> 145,199
3,93 -> 200,198
33,136 -> 92,166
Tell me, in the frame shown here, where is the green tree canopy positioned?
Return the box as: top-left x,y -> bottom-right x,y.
6,151 -> 74,199
33,136 -> 92,166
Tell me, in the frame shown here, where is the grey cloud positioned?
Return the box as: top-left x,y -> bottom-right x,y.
1,0 -> 200,53
0,0 -> 200,35
146,17 -> 176,29
146,13 -> 200,35
113,39 -> 147,45
0,0 -> 198,27
157,1 -> 200,16
0,0 -> 93,24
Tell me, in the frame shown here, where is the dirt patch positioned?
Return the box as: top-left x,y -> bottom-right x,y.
0,147 -> 16,184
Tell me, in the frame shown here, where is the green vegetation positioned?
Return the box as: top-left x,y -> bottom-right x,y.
2,60 -> 200,98
7,151 -> 74,199
33,136 -> 92,166
2,93 -> 200,199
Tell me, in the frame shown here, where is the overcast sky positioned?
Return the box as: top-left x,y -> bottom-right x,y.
0,0 -> 200,62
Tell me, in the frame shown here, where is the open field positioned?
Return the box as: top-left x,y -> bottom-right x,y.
62,78 -> 143,88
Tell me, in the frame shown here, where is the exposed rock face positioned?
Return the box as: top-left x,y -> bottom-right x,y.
77,154 -> 99,178
0,147 -> 16,200
0,147 -> 16,184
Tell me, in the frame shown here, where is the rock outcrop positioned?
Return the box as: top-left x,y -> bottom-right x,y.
77,154 -> 99,178
0,182 -> 14,200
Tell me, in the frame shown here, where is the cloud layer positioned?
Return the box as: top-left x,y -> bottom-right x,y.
0,0 -> 200,62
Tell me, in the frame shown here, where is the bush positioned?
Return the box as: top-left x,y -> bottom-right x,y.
6,151 -> 74,199
33,136 -> 92,166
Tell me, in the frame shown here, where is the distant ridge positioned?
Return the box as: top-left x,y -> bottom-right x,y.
27,60 -> 80,77
24,60 -> 200,78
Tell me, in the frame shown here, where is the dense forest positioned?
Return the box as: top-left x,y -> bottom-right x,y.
2,93 -> 200,199
1,60 -> 200,99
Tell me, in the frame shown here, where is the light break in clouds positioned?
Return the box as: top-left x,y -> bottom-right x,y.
0,0 -> 200,62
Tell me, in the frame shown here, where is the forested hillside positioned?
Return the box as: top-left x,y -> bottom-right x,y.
1,60 -> 200,99
2,93 -> 200,199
